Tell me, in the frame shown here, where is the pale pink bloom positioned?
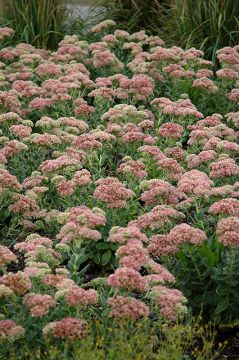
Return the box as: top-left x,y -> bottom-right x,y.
108,226 -> 148,244
225,112 -> 239,128
10,124 -> 32,137
107,267 -> 147,291
140,179 -> 186,206
187,150 -> 216,168
30,133 -> 61,147
107,296 -> 149,320
208,198 -> 239,217
0,111 -> 21,124
139,145 -> 165,160
42,274 -> 68,288
56,206 -> 105,244
129,205 -> 184,230
183,47 -> 204,59
116,242 -> 149,270
209,155 -> 239,178
36,62 -> 61,77
158,123 -> 184,139
22,174 -> 47,189
149,285 -> 187,320
148,234 -> 177,256
9,193 -> 39,215
188,115 -> 222,131
210,185 -> 233,197
0,320 -> 25,341
193,77 -> 218,93
43,318 -> 88,340
39,156 -> 80,173
149,46 -> 180,61
23,293 -> 56,317
196,69 -> 214,78
168,223 -> 206,245
29,97 -> 53,110
178,170 -> 213,196
118,158 -> 147,178
73,133 -> 102,149
0,272 -> 32,294
165,147 -> 186,160
0,245 -> 17,268
146,259 -> 175,284
94,177 -> 134,208
0,168 -> 22,191
65,286 -> 98,306
14,234 -> 53,257
157,157 -> 186,180
91,50 -> 123,71
1,140 -> 28,158
151,97 -> 203,118
216,217 -> 239,246
216,68 -> 238,80
227,88 -> 239,102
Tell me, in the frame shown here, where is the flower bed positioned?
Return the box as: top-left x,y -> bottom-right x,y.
0,21 -> 238,356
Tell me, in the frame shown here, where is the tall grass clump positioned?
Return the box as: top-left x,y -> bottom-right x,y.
98,0 -> 239,59
161,0 -> 239,60
0,0 -> 67,49
96,0 -> 168,33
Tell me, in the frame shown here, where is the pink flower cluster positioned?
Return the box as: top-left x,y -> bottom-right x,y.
94,177 -> 134,208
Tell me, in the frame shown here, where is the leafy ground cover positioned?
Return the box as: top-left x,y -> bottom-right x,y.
0,21 -> 239,358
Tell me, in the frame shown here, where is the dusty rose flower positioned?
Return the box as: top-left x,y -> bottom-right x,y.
158,123 -> 184,139
129,205 -> 184,230
29,97 -> 53,110
0,246 -> 17,268
193,77 -> 218,93
107,267 -> 147,291
43,318 -> 89,340
108,226 -> 148,244
165,147 -> 186,160
208,198 -> 239,217
0,168 -> 22,191
0,320 -> 25,341
216,217 -> 239,246
0,272 -> 32,295
146,259 -> 175,284
140,179 -> 186,205
94,177 -> 134,208
23,293 -> 56,317
168,223 -> 206,245
216,68 -> 238,80
116,241 -> 149,270
10,124 -> 32,137
107,296 -> 149,320
148,234 -> 177,256
209,155 -> 239,178
187,150 -> 216,168
178,170 -> 213,197
148,285 -> 187,320
65,286 -> 98,306
118,158 -> 147,178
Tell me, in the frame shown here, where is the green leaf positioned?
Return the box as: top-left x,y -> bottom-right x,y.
101,250 -> 112,266
215,297 -> 229,314
96,243 -> 110,250
93,254 -> 101,265
216,286 -> 228,296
